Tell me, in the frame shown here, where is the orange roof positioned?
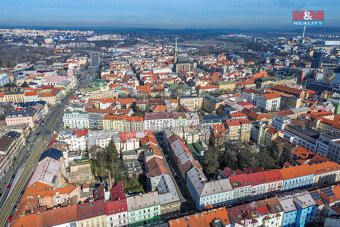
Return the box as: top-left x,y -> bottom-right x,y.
230,112 -> 247,118
167,99 -> 178,104
124,116 -> 144,122
85,107 -> 131,115
169,207 -> 231,227
320,115 -> 340,130
235,80 -> 255,86
0,92 -> 4,98
103,115 -> 143,122
293,146 -> 314,159
24,91 -> 38,96
263,92 -> 281,100
212,123 -> 227,137
266,126 -> 277,135
11,214 -> 43,227
198,85 -> 219,90
109,83 -> 122,88
253,72 -> 268,79
308,111 -> 334,120
100,98 -> 135,104
153,105 -> 167,112
38,186 -> 78,199
310,161 -> 340,176
42,205 -> 77,226
247,112 -> 270,121
277,110 -> 294,116
272,85 -> 303,95
332,185 -> 340,201
279,164 -> 314,180
103,115 -> 123,120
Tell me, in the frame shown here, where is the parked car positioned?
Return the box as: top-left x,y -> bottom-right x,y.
7,216 -> 12,222
6,184 -> 11,190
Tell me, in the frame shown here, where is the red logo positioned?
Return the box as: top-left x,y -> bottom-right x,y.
293,10 -> 324,21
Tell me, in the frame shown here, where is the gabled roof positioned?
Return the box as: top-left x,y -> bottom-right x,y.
77,199 -> 106,220
262,93 -> 281,100
111,181 -> 126,201
263,169 -> 284,182
279,164 -> 314,180
42,205 -> 77,226
169,207 -> 231,227
39,147 -> 63,162
106,199 -> 127,215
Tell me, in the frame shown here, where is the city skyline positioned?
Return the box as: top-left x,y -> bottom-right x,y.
1,0 -> 340,29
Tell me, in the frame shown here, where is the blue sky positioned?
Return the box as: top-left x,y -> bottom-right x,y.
0,0 -> 339,28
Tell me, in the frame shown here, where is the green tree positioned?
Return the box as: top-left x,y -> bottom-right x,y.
204,149 -> 220,177
107,139 -> 119,163
21,81 -> 29,87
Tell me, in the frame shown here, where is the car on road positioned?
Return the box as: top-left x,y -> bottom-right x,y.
11,175 -> 15,179
6,184 -> 11,190
36,133 -> 40,136
7,216 -> 12,222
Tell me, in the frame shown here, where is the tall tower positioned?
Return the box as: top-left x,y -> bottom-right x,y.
174,38 -> 178,64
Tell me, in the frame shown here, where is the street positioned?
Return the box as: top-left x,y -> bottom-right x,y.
0,67 -> 95,226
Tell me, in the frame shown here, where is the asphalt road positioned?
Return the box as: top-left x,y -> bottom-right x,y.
0,67 -> 95,226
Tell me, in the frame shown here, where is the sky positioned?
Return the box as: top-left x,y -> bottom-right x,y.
0,0 -> 339,29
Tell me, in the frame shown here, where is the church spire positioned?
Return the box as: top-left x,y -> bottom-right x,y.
175,37 -> 178,52
174,38 -> 178,64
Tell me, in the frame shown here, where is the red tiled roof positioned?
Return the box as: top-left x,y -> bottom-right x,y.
272,85 -> 303,95
153,105 -> 167,112
72,129 -> 88,137
42,205 -> 77,227
146,156 -> 168,178
106,199 -> 127,215
77,200 -> 106,220
263,92 -> 281,100
266,126 -> 277,135
263,169 -> 283,182
111,181 -> 126,201
256,206 -> 270,215
279,164 -> 314,180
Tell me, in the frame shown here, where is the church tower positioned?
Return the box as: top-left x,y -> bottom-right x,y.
174,38 -> 178,64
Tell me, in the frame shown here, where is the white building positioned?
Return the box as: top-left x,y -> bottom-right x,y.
57,130 -> 88,152
257,93 -> 281,112
144,112 -> 174,131
186,167 -> 234,210
316,134 -> 340,163
272,116 -> 291,131
88,130 -> 117,149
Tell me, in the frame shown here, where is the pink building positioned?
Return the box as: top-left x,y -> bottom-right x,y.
5,107 -> 38,128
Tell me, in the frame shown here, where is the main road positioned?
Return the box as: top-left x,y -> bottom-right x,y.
0,66 -> 96,226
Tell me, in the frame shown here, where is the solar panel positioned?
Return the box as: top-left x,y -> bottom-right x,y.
310,191 -> 321,201
321,187 -> 335,197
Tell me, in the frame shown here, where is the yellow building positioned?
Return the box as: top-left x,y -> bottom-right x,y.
77,200 -> 107,227
4,92 -> 25,103
226,118 -> 251,142
103,115 -> 144,132
178,96 -> 203,111
218,81 -> 236,92
202,95 -> 224,113
317,117 -> 340,136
